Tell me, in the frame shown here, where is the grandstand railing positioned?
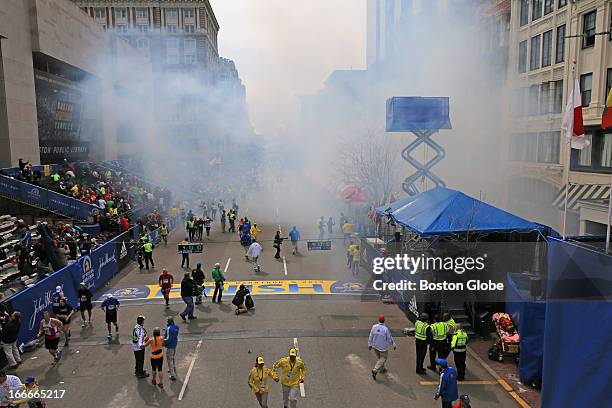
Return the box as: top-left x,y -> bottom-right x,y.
0,175 -> 98,221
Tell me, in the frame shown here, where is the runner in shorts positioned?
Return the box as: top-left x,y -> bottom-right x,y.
158,269 -> 174,309
144,327 -> 165,388
38,311 -> 63,365
77,282 -> 93,327
55,298 -> 74,347
50,285 -> 64,316
101,294 -> 120,341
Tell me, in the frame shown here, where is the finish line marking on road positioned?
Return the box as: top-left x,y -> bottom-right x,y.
224,257 -> 231,273
178,339 -> 202,401
293,337 -> 306,398
283,256 -> 288,276
419,380 -> 497,385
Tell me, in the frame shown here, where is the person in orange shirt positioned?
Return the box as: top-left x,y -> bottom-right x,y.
145,328 -> 165,388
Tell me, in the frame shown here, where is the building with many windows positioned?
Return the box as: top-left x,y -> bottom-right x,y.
504,0 -> 612,234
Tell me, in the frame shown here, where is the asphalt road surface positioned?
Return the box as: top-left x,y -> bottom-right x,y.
13,211 -> 521,408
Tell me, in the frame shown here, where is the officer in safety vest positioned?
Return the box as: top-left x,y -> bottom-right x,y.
414,313 -> 432,374
451,323 -> 468,381
442,312 -> 456,359
143,241 -> 154,270
428,315 -> 448,371
132,315 -> 149,378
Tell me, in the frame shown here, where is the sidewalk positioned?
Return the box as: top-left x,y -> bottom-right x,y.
469,338 -> 541,408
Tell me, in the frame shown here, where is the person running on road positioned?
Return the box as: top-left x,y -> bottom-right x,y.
38,311 -> 63,365
342,220 -> 353,245
220,210 -> 227,233
273,230 -> 287,260
212,262 -> 225,303
179,272 -> 198,322
250,223 -> 261,240
50,286 -> 64,316
368,314 -> 396,380
203,215 -> 212,238
159,268 -> 174,309
273,348 -> 307,408
77,282 -> 93,327
241,231 -> 253,260
347,241 -> 357,268
101,293 -> 120,340
144,327 -> 165,388
196,218 -> 204,241
55,298 -> 74,347
289,227 -> 300,255
132,315 -> 149,378
327,217 -> 334,235
164,317 -> 179,381
160,223 -> 169,246
247,239 -> 262,272
238,218 -> 245,235
192,263 -> 206,304
232,284 -> 251,315
248,356 -> 279,408
318,216 -> 325,239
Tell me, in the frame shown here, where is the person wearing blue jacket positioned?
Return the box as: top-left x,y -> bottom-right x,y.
164,317 -> 180,381
434,358 -> 458,408
289,226 -> 300,255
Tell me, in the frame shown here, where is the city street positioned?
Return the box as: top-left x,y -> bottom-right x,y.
15,216 -> 520,407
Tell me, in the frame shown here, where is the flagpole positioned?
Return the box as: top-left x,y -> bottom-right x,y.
606,170 -> 612,253
562,63 -> 576,240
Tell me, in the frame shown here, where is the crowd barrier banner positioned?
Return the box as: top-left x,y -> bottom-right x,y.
541,238 -> 612,406
115,229 -> 134,271
0,175 -> 97,220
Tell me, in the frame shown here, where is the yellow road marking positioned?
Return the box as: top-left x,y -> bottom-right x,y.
498,379 -> 513,392
419,380 -> 497,385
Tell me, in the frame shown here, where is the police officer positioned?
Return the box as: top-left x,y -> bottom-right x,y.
428,315 -> 448,371
414,313 -> 432,374
143,240 -> 154,270
132,315 -> 149,378
442,312 -> 456,359
451,323 -> 468,381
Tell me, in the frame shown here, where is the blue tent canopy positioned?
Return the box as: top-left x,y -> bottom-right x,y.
376,188 -> 544,235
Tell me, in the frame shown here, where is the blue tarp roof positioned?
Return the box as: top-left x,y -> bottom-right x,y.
376,188 -> 544,235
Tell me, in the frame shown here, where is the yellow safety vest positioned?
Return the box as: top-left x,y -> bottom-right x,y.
431,322 -> 446,341
451,330 -> 468,351
445,318 -> 456,334
132,324 -> 147,343
143,243 -> 153,253
415,320 -> 429,341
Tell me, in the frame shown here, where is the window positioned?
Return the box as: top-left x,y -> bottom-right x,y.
136,8 -> 148,19
542,30 -> 552,67
520,0 -> 529,26
167,52 -> 179,65
556,24 -> 566,63
184,25 -> 195,33
530,35 -> 541,71
540,132 -> 561,163
137,24 -> 149,33
578,135 -> 593,166
583,11 -> 596,48
553,80 -> 563,113
137,38 -> 149,49
558,0 -> 567,8
532,0 -> 542,21
116,25 -> 127,33
184,39 -> 196,52
115,8 -> 127,19
184,54 -> 196,65
166,38 -> 179,50
518,40 -> 527,73
540,82 -> 550,114
184,8 -> 195,19
580,73 -> 593,106
166,9 -> 177,19
544,0 -> 553,15
529,85 -> 540,115
167,25 -> 178,33
94,8 -> 105,18
601,133 -> 612,167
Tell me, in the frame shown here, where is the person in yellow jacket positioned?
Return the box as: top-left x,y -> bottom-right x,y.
248,356 -> 278,408
250,223 -> 261,240
273,348 -> 307,408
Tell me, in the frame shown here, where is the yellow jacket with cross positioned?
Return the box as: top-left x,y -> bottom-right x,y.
248,366 -> 278,394
273,357 -> 307,387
